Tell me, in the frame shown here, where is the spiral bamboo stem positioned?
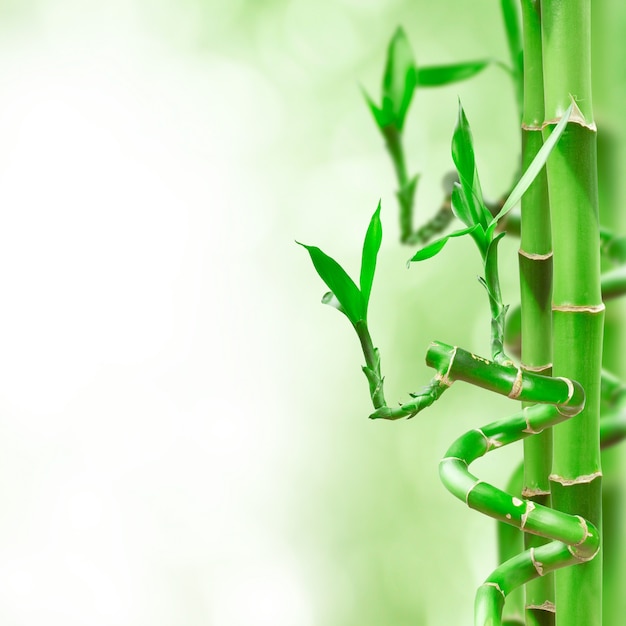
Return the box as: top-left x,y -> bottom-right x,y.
426,342 -> 598,625
371,340 -> 606,624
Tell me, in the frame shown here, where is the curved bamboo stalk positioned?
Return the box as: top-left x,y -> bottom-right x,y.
424,342 -> 599,625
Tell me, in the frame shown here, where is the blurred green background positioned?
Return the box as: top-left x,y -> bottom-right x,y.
0,1 -> 623,624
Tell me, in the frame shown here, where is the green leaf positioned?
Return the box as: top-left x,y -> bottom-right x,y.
360,202 -> 383,311
490,102 -> 574,225
321,291 -> 348,317
409,225 -> 479,262
381,27 -> 417,131
362,87 -> 394,130
416,60 -> 490,87
451,101 -> 487,228
297,242 -> 364,324
450,182 -> 473,228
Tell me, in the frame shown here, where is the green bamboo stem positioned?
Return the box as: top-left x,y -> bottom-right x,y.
382,126 -> 417,243
541,2 -> 603,624
423,341 -> 597,625
355,321 -> 387,409
499,462 -> 526,625
484,242 -> 513,366
518,2 -> 555,623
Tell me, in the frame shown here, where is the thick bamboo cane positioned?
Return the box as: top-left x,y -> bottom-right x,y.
541,2 -> 603,624
518,2 -> 555,624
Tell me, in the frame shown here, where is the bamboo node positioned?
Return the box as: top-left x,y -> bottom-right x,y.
435,372 -> 453,388
521,363 -> 552,374
573,515 -> 590,546
520,500 -> 535,529
530,547 -> 544,576
520,122 -> 543,131
526,602 -> 556,613
552,303 -> 605,313
466,479 -> 482,506
522,407 -> 543,434
521,487 -> 550,498
481,581 -> 505,599
518,249 -> 553,261
554,377 -> 585,416
549,471 -> 602,486
542,98 -> 597,131
508,368 -> 523,399
440,345 -> 458,386
441,456 -> 468,466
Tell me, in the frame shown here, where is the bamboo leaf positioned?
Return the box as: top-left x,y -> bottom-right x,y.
381,27 -> 417,131
490,102 -> 574,225
450,182 -> 473,228
321,291 -> 348,317
416,60 -> 490,87
297,242 -> 364,324
362,87 -> 394,130
409,225 -> 479,262
451,101 -> 487,228
360,202 -> 383,311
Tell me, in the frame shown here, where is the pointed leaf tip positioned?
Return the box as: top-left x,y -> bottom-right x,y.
409,224 -> 479,263
298,241 -> 364,324
416,60 -> 490,87
382,27 -> 417,131
360,202 -> 383,312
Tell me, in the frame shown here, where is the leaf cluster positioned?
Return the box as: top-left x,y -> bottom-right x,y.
297,202 -> 382,327
363,27 -> 491,135
410,101 -> 573,265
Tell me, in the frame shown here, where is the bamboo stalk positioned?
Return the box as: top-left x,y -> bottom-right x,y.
541,2 -> 603,624
499,462 -> 525,625
423,342 -> 598,625
518,2 -> 555,624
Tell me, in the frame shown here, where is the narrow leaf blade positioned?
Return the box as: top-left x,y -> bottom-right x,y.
362,86 -> 394,130
409,225 -> 478,262
382,27 -> 417,131
451,101 -> 485,227
360,202 -> 383,311
416,60 -> 490,87
297,242 -> 364,324
491,102 -> 574,225
450,182 -> 473,227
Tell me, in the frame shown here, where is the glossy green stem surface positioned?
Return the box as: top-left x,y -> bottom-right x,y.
427,343 -> 598,626
542,2 -> 603,623
519,2 -> 555,622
